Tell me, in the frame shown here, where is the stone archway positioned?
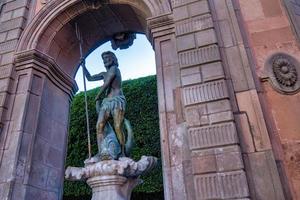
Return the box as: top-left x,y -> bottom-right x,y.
0,0 -> 288,200
1,1 -> 172,199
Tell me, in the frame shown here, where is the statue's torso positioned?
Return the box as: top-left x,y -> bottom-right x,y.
104,67 -> 123,98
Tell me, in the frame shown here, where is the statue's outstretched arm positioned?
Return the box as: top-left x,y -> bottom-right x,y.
82,64 -> 105,81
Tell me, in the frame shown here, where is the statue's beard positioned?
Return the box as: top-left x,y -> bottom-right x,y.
104,62 -> 113,68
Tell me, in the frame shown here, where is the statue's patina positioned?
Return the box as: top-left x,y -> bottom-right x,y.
66,52 -> 157,200
82,51 -> 133,160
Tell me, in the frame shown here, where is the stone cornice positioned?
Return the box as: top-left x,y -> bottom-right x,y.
147,13 -> 174,30
14,49 -> 78,97
147,13 -> 174,43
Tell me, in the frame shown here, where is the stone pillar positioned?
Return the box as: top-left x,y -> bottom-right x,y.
0,50 -> 77,200
149,1 -> 250,199
0,1 -> 37,198
209,0 -> 286,199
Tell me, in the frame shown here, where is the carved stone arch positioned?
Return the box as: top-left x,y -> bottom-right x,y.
16,0 -> 171,78
5,1 -> 174,199
17,0 -> 171,52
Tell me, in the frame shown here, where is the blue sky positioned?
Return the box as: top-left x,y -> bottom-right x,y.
75,34 -> 156,91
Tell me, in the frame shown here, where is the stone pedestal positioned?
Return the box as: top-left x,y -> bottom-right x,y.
87,175 -> 140,200
65,156 -> 157,200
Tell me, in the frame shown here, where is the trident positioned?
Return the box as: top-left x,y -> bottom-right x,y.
75,23 -> 92,159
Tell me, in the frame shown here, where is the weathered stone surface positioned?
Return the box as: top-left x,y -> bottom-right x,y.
235,113 -> 255,153
244,151 -> 285,200
0,65 -> 13,79
206,99 -> 231,114
179,45 -> 220,68
224,46 -> 251,92
47,168 -> 61,191
195,29 -> 217,47
25,185 -> 58,200
282,141 -> 300,198
169,122 -> 189,166
1,52 -> 14,65
192,154 -> 217,174
182,80 -> 228,106
2,0 -> 28,12
188,122 -> 238,150
283,0 -> 300,42
170,164 -> 187,200
28,161 -> 49,188
12,7 -> 27,19
0,32 -> 7,43
173,5 -> 189,21
180,65 -> 202,86
236,90 -> 271,151
23,94 -> 40,133
175,14 -> 213,36
209,111 -> 234,124
252,27 -> 294,46
66,156 -> 157,200
0,18 -> 24,33
46,147 -> 63,169
191,145 -> 244,174
1,11 -> 13,22
194,170 -> 249,199
6,28 -> 22,40
201,62 -> 224,82
176,33 -> 196,52
171,0 -> 198,8
218,20 -> 235,47
188,0 -> 210,17
65,156 -> 157,180
185,104 -> 208,127
87,175 -> 140,200
160,39 -> 177,67
0,39 -> 17,54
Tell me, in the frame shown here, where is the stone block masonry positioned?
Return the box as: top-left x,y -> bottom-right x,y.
0,0 -> 293,199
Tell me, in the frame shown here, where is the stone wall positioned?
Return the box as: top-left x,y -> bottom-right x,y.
0,0 -> 32,199
0,0 -> 297,199
238,0 -> 300,198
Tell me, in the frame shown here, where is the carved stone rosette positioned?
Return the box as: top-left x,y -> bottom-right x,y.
264,53 -> 300,94
65,156 -> 157,200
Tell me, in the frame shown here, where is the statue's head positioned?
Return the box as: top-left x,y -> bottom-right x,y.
101,51 -> 118,68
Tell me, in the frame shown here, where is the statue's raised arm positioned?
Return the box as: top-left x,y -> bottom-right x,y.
82,61 -> 105,81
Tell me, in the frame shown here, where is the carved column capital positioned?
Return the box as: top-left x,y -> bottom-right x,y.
146,13 -> 174,43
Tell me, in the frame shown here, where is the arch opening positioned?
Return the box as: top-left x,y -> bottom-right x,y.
38,3 -> 150,77
10,0 -> 169,199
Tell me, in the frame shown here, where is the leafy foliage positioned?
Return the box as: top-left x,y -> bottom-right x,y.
64,75 -> 163,197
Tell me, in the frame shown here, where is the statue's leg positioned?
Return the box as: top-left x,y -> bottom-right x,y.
96,110 -> 109,155
113,109 -> 125,156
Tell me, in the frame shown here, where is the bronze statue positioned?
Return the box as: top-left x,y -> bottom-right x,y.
82,51 -> 132,160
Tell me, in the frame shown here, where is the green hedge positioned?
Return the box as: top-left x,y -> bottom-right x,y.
64,75 -> 163,197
